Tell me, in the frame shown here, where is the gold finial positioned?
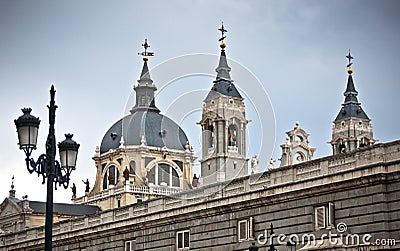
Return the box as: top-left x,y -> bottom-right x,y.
347,67 -> 353,74
218,22 -> 227,48
138,38 -> 154,61
346,49 -> 354,74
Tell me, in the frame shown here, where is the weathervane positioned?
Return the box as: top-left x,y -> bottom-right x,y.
218,22 -> 227,42
138,38 -> 154,60
346,50 -> 354,74
346,50 -> 354,68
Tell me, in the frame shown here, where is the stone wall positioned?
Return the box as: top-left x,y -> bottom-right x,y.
1,140 -> 400,250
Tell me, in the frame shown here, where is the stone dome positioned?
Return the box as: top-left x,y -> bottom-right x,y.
100,109 -> 188,154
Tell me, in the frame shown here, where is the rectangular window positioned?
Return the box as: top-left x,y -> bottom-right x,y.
125,240 -> 136,251
315,206 -> 325,230
177,230 -> 190,250
315,202 -> 335,230
238,217 -> 254,242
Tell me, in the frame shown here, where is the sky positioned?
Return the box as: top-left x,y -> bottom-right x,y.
0,0 -> 399,203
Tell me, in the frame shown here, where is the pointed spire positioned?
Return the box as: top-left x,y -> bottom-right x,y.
344,74 -> 359,104
138,60 -> 153,85
344,50 -> 358,104
137,38 -> 154,85
215,49 -> 232,82
131,39 -> 159,113
205,23 -> 242,100
334,50 -> 369,121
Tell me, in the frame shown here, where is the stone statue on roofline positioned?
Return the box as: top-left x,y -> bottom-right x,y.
251,155 -> 259,174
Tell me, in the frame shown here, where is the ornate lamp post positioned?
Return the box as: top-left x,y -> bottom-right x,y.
269,223 -> 277,251
14,85 -> 80,251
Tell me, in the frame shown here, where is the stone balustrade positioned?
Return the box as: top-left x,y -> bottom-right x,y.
73,183 -> 183,205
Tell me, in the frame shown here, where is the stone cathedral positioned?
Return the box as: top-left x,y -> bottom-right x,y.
2,25 -> 400,251
73,28 -> 253,209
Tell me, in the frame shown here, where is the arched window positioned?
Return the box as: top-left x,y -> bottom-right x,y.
102,165 -> 119,190
147,167 -> 155,184
172,168 -> 179,187
102,175 -> 107,190
173,160 -> 183,172
146,163 -> 180,188
158,163 -> 169,186
209,124 -> 214,148
204,121 -> 214,148
228,124 -> 238,147
129,160 -> 136,175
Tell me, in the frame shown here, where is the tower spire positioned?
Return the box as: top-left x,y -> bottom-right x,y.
344,50 -> 358,105
334,50 -> 368,121
330,50 -> 376,154
137,38 -> 154,84
131,39 -> 159,113
205,23 -> 242,100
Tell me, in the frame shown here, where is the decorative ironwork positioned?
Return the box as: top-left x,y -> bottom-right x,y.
15,85 -> 79,251
138,38 -> 154,57
218,22 -> 227,42
346,49 -> 354,68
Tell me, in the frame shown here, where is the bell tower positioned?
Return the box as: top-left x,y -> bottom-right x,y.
329,51 -> 377,154
198,23 -> 249,185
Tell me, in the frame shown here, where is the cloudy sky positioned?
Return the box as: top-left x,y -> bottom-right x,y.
1,0 -> 399,203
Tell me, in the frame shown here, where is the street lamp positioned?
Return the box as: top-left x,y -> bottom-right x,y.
269,223 -> 277,251
14,85 -> 80,251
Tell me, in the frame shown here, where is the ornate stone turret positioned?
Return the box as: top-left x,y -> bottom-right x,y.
329,51 -> 376,154
199,23 -> 249,185
280,122 -> 316,166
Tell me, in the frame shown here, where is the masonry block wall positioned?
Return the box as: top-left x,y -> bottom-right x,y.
2,141 -> 400,251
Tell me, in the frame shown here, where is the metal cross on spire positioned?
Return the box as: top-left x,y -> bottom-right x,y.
138,38 -> 154,59
218,22 -> 227,42
346,49 -> 354,68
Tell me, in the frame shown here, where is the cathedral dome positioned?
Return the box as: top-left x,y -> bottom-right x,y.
99,39 -> 190,154
100,109 -> 188,154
